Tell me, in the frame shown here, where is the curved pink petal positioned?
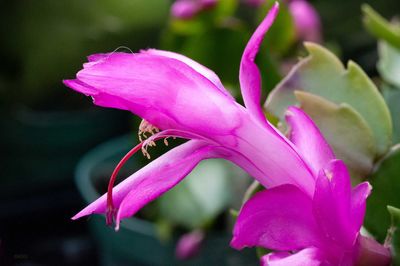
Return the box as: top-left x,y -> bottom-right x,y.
231,184 -> 322,251
350,182 -> 372,233
63,51 -> 241,138
313,160 -> 355,248
72,140 -> 217,227
285,106 -> 335,177
143,49 -> 232,99
261,248 -> 324,266
239,2 -> 279,123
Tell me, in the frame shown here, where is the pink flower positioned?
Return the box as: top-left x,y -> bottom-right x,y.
289,0 -> 322,43
231,109 -> 391,265
64,3 -> 390,264
175,230 -> 205,260
170,0 -> 217,20
66,3 -> 318,228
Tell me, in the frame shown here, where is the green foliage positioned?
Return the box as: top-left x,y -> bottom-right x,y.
158,159 -> 234,229
362,4 -> 400,50
387,206 -> 400,265
364,147 -> 400,242
378,41 -> 400,88
265,43 -> 392,179
363,7 -> 400,145
383,85 -> 400,144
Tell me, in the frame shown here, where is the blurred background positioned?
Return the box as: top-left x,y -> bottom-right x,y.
0,0 -> 399,265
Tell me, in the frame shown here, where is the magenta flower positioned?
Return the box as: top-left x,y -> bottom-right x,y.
231,107 -> 391,265
288,0 -> 322,43
171,0 -> 217,20
64,3 -> 390,264
65,3 -> 319,228
175,230 -> 205,260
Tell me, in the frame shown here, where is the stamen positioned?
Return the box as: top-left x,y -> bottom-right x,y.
106,142 -> 143,227
141,147 -> 151,159
164,138 -> 169,146
138,119 -> 160,143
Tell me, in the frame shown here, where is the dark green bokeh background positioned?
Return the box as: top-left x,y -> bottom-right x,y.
0,0 -> 399,265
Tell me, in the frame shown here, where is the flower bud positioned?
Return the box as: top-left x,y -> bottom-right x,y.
175,230 -> 205,260
288,0 -> 322,43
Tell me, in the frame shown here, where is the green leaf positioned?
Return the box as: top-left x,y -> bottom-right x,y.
265,43 -> 392,164
364,146 -> 400,242
362,4 -> 400,50
158,159 -> 233,229
382,84 -> 400,144
388,206 -> 400,227
387,206 -> 400,265
214,0 -> 238,19
295,91 -> 376,179
378,41 -> 400,88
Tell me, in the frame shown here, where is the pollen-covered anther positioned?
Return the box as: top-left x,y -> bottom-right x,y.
141,146 -> 151,159
164,137 -> 169,146
138,119 -> 160,142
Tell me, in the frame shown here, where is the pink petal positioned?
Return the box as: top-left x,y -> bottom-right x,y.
63,52 -> 241,138
175,230 -> 205,260
239,2 -> 279,123
231,184 -> 322,251
171,0 -> 201,20
285,106 -> 335,178
313,160 -> 356,248
355,235 -> 392,266
350,182 -> 372,233
261,248 -> 323,266
72,140 -> 216,227
231,115 -> 316,196
143,49 -> 231,99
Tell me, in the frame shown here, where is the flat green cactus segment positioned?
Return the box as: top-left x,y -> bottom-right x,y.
383,84 -> 400,145
388,206 -> 400,227
265,43 -> 392,158
378,41 -> 400,88
362,4 -> 400,50
387,205 -> 400,265
295,91 -> 375,179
